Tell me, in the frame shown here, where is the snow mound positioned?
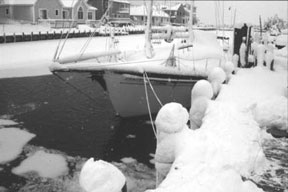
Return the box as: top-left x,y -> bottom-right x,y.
254,96 -> 288,131
191,80 -> 213,100
208,67 -> 226,84
12,150 -> 68,178
0,128 -> 35,164
223,61 -> 234,75
189,97 -> 209,130
155,102 -> 189,133
79,158 -> 126,192
275,35 -> 288,47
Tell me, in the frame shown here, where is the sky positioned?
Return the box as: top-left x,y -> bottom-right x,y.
194,1 -> 288,25
132,1 -> 288,26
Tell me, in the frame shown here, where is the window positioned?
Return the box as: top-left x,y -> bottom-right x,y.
78,7 -> 83,19
55,10 -> 59,16
5,8 -> 9,15
88,12 -> 92,20
63,11 -> 67,19
39,9 -> 48,19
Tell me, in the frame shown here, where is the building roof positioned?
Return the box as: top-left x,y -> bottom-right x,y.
130,5 -> 169,18
0,0 -> 96,10
0,0 -> 37,5
110,0 -> 130,4
161,3 -> 181,11
60,0 -> 97,10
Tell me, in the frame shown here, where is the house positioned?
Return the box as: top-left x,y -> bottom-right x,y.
130,5 -> 169,26
87,0 -> 130,26
161,3 -> 197,26
0,0 -> 97,24
87,0 -> 108,20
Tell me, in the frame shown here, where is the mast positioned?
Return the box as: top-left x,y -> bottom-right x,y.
188,0 -> 194,43
145,0 -> 154,58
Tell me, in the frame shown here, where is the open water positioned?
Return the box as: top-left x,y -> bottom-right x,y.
0,72 -> 156,190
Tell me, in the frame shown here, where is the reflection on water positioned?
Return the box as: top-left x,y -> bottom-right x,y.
0,73 -> 156,163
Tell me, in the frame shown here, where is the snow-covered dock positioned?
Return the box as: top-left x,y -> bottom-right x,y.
148,66 -> 287,192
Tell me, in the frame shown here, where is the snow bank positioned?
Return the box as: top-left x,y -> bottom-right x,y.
254,96 -> 288,131
148,101 -> 266,192
275,35 -> 288,47
79,158 -> 126,192
12,150 -> 68,178
0,128 -> 35,164
218,67 -> 287,132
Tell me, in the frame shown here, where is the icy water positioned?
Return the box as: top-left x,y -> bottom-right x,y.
0,73 -> 157,191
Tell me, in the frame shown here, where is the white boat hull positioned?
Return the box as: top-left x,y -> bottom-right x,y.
102,71 -> 201,117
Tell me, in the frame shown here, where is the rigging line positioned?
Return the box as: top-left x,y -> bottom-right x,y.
56,0 -> 78,60
53,72 -> 97,103
144,72 -> 163,107
78,2 -> 113,61
143,73 -> 157,138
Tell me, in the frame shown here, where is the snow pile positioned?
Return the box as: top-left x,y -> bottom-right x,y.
207,67 -> 226,97
0,128 -> 35,164
12,150 -> 68,178
189,80 -> 213,130
148,101 -> 266,192
189,97 -> 209,130
154,103 -> 190,183
254,96 -> 287,131
274,46 -> 287,58
79,158 -> 126,192
190,80 -> 213,100
275,35 -> 288,47
218,67 -> 287,132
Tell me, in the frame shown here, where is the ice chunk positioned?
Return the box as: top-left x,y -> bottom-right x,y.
79,158 -> 126,192
191,80 -> 213,101
155,102 -> 189,134
0,128 -> 35,164
0,119 -> 18,126
12,150 -> 68,178
121,157 -> 136,164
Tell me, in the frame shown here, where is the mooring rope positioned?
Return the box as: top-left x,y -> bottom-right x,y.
144,72 -> 163,107
53,72 -> 97,103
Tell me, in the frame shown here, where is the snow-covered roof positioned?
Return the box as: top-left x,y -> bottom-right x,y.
60,0 -> 97,10
0,0 -> 37,5
61,0 -> 77,7
161,3 -> 181,11
110,0 -> 130,4
130,5 -> 169,18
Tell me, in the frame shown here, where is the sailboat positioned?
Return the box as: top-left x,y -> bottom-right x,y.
50,0 -> 225,117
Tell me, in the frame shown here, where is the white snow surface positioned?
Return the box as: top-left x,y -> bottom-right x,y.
12,150 -> 68,178
155,102 -> 189,134
149,101 -> 266,192
79,158 -> 126,192
190,80 -> 213,101
149,66 -> 287,192
0,128 -> 35,164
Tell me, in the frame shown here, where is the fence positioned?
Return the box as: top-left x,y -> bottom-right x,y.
0,27 -> 145,44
